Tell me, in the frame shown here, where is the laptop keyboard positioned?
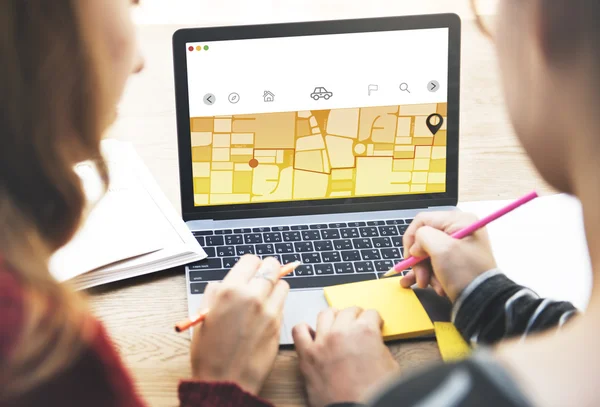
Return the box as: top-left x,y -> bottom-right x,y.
188,218 -> 413,294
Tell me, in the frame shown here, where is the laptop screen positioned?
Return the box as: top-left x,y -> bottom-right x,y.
185,27 -> 449,208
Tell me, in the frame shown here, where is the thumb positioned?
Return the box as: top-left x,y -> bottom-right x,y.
412,226 -> 455,258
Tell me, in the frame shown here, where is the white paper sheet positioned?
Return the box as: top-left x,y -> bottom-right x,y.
458,194 -> 593,310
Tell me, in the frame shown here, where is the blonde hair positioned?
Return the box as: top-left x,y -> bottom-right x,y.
0,0 -> 110,399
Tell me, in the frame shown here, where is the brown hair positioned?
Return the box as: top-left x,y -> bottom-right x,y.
0,1 -> 109,398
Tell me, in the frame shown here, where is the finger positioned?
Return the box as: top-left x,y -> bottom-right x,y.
332,306 -> 362,330
430,275 -> 447,297
316,308 -> 337,337
292,323 -> 315,354
247,257 -> 282,299
400,270 -> 416,288
264,279 -> 290,315
358,309 -> 384,331
414,226 -> 456,258
222,254 -> 262,285
413,263 -> 431,289
403,211 -> 475,254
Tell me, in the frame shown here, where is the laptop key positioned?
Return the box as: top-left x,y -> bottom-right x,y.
391,236 -> 403,247
355,261 -> 375,273
301,253 -> 321,264
321,229 -> 340,239
205,236 -> 224,246
334,262 -> 355,274
375,260 -> 395,271
283,231 -> 302,241
244,234 -> 263,244
195,236 -> 205,246
255,244 -> 275,255
359,227 -> 379,237
341,250 -> 360,261
373,237 -> 392,248
294,242 -> 314,252
309,224 -> 328,230
398,225 -> 409,235
406,219 -> 414,224
314,240 -> 333,251
225,235 -> 243,245
340,228 -> 359,238
291,225 -> 309,230
328,222 -> 347,228
275,243 -> 294,254
272,226 -> 290,231
314,264 -> 335,275
214,229 -> 233,235
352,238 -> 372,249
190,282 -> 208,294
282,253 -> 301,264
333,239 -> 353,250
190,269 -> 228,282
223,257 -> 240,268
189,258 -> 222,270
193,230 -> 213,236
216,246 -> 235,257
282,273 -> 375,289
295,265 -> 315,276
379,226 -> 398,236
360,249 -> 380,260
367,221 -> 385,226
321,251 -> 341,263
234,228 -> 251,233
386,220 -> 405,225
381,248 -> 401,260
302,230 -> 321,241
253,227 -> 270,232
264,232 -> 282,243
203,247 -> 216,257
236,245 -> 255,255
347,222 -> 366,227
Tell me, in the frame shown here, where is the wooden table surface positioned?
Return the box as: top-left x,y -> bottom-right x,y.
93,11 -> 553,407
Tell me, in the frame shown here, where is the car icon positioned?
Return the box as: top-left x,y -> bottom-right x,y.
310,87 -> 333,100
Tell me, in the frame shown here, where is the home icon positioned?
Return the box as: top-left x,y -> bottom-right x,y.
263,90 -> 275,102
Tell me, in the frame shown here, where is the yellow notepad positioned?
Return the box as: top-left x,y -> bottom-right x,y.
323,277 -> 434,341
434,322 -> 471,362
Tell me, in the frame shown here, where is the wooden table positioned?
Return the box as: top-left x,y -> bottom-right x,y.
92,14 -> 553,407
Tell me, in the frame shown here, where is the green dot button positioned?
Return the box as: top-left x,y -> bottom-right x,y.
203,45 -> 209,51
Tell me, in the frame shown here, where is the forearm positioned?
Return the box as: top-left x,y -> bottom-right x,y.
452,269 -> 578,345
179,381 -> 274,407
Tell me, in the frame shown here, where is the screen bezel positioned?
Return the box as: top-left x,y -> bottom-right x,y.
173,14 -> 461,221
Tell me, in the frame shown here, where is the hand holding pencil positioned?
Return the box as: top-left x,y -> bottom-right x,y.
184,255 -> 298,396
393,192 -> 538,301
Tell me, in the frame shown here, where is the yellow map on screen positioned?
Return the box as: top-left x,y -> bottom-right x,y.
190,103 -> 447,206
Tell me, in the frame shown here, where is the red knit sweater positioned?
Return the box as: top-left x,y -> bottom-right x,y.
0,258 -> 273,407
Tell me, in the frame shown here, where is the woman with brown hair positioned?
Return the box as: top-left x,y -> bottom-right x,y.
1,1 -> 291,406
293,0 -> 600,406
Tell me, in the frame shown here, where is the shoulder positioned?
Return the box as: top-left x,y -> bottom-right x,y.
0,257 -> 25,358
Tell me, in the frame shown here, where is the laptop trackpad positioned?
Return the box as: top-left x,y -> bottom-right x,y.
280,289 -> 329,345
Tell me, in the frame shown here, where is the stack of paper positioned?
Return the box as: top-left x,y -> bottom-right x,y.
49,140 -> 206,290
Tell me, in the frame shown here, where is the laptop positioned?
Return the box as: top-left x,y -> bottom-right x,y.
172,14 -> 461,344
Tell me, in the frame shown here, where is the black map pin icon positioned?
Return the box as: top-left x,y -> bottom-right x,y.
426,113 -> 444,135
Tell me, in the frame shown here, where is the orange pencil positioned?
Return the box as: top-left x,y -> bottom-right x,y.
174,261 -> 302,333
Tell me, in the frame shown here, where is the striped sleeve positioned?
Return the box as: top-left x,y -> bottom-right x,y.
452,269 -> 578,345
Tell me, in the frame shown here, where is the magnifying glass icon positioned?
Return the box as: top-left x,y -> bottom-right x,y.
399,83 -> 411,93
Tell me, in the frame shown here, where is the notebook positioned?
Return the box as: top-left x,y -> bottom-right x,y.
49,140 -> 206,290
324,276 -> 434,341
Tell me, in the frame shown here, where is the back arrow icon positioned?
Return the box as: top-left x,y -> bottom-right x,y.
203,93 -> 216,105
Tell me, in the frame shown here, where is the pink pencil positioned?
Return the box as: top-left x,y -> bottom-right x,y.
383,191 -> 539,278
